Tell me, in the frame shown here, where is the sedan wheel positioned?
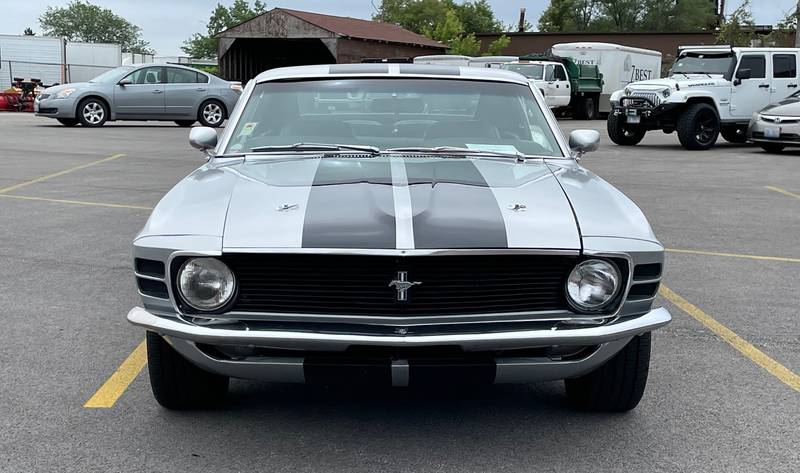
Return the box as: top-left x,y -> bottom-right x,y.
199,101 -> 225,127
77,99 -> 108,127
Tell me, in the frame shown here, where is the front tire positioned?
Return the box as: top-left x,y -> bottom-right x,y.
565,332 -> 651,412
676,103 -> 720,150
759,142 -> 785,154
57,118 -> 78,127
175,120 -> 195,127
146,331 -> 228,409
198,100 -> 225,128
607,113 -> 646,146
76,98 -> 108,127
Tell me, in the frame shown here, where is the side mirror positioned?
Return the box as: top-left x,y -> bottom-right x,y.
118,78 -> 133,86
734,68 -> 751,86
189,127 -> 218,157
569,129 -> 600,159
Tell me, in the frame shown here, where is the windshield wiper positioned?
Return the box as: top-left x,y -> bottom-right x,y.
249,143 -> 380,155
384,146 -> 527,162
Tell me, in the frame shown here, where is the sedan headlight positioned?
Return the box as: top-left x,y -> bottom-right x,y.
566,259 -> 621,312
54,88 -> 77,99
177,258 -> 236,311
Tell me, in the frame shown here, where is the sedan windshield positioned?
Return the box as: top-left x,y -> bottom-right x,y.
225,79 -> 563,157
89,66 -> 134,83
672,53 -> 734,76
501,64 -> 544,80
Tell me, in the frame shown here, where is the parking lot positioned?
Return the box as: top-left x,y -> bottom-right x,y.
0,112 -> 798,472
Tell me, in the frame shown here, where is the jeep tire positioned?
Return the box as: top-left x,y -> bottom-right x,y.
720,125 -> 748,143
565,332 -> 651,412
146,331 -> 229,409
607,113 -> 646,146
677,103 -> 720,150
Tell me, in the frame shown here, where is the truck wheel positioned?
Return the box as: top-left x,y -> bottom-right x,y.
607,113 -> 645,146
759,143 -> 785,154
146,331 -> 228,409
575,95 -> 598,120
720,126 -> 748,143
565,332 -> 651,412
676,103 -> 720,150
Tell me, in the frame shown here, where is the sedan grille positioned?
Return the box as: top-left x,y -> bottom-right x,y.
214,254 -> 581,317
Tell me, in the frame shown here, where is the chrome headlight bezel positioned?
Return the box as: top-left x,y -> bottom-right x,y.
176,257 -> 237,312
662,88 -> 671,98
565,259 -> 622,313
624,87 -> 632,96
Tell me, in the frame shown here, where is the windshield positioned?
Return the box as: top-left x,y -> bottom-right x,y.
501,64 -> 544,80
672,52 -> 734,76
89,66 -> 134,83
225,79 -> 562,157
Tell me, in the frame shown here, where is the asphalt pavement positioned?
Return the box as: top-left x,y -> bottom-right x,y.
0,113 -> 798,472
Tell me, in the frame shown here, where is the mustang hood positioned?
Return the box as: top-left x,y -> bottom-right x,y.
220,156 -> 582,250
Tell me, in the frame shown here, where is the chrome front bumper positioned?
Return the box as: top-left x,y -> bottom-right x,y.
128,306 -> 671,352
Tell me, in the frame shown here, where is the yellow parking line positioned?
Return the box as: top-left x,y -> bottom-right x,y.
659,285 -> 800,392
84,340 -> 147,408
666,248 -> 800,264
0,193 -> 152,210
0,153 -> 126,195
766,185 -> 800,200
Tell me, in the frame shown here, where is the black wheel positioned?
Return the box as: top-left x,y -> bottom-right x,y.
76,97 -> 108,127
565,332 -> 652,412
146,331 -> 228,409
720,126 -> 748,143
607,113 -> 646,146
676,103 -> 720,150
198,100 -> 225,127
575,95 -> 598,120
57,118 -> 78,127
759,142 -> 785,154
175,120 -> 196,127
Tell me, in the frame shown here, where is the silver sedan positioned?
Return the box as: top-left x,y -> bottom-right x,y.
35,64 -> 242,127
748,94 -> 800,153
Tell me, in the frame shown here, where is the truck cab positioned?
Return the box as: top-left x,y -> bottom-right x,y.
608,45 -> 800,150
501,61 -> 571,109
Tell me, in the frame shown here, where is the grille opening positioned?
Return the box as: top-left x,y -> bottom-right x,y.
633,263 -> 661,281
628,282 -> 659,301
137,278 -> 168,299
135,258 -> 165,278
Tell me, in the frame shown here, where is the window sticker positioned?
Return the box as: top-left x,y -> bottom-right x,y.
240,122 -> 258,136
465,144 -> 521,154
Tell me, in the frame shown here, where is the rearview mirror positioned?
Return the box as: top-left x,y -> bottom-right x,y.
189,127 -> 218,157
569,129 -> 600,159
118,78 -> 133,86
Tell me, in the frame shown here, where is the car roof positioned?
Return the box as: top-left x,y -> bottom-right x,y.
253,63 -> 529,85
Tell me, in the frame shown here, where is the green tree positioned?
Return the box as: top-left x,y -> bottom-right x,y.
422,9 -> 481,55
639,0 -> 716,32
39,0 -> 153,54
715,0 -> 755,46
374,0 -> 502,35
485,34 -> 510,55
182,0 -> 267,58
452,0 -> 503,34
596,0 -> 643,31
538,0 -> 599,32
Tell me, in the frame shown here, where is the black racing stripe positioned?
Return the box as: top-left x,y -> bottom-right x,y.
407,160 -> 508,249
398,64 -> 461,75
301,159 -> 396,249
329,64 -> 389,74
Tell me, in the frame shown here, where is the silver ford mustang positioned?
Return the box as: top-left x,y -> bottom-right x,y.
128,64 -> 671,411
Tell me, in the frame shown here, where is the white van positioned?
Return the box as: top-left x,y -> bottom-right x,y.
552,42 -> 662,113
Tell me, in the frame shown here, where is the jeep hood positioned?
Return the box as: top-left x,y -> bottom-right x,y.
139,157 -> 591,251
629,75 -> 727,90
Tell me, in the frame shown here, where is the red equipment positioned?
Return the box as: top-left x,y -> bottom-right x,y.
0,78 -> 43,112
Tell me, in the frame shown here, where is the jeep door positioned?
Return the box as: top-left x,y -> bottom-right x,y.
730,54 -> 771,118
114,66 -> 166,118
770,53 -> 798,102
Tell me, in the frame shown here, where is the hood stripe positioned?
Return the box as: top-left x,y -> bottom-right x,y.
301,159 -> 396,249
390,157 -> 415,249
407,160 -> 508,248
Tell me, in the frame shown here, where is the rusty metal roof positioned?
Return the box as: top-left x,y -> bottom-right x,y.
219,7 -> 445,49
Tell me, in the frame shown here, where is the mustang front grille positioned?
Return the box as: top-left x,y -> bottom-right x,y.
204,254 -> 589,317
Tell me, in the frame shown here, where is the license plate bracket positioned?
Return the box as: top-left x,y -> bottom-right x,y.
626,113 -> 641,124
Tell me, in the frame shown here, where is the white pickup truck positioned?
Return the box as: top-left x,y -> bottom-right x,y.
501,60 -> 572,109
608,45 -> 800,150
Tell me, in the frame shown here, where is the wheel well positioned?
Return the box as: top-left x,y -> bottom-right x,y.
76,95 -> 110,116
685,97 -> 719,115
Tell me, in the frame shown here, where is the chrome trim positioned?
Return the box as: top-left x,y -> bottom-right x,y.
165,250 -> 223,315
219,247 -> 580,256
581,250 -> 635,323
563,258 -> 624,313
631,277 -> 662,284
134,272 -> 165,282
128,306 -> 671,352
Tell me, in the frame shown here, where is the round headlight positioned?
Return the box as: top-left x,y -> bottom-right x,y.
662,88 -> 671,98
177,258 -> 236,311
624,87 -> 632,96
566,259 -> 621,312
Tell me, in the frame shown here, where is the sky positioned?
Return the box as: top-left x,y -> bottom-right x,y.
1,0 -> 796,56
